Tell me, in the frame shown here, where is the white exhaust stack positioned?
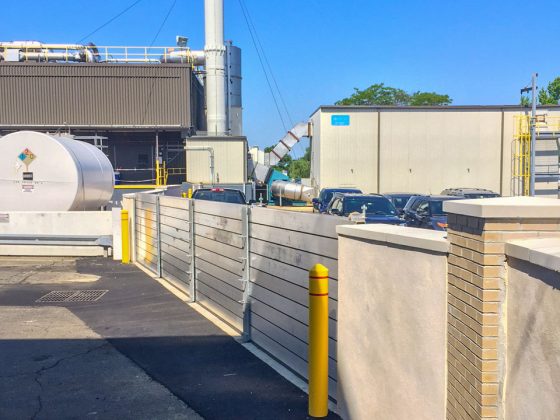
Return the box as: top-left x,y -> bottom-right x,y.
204,0 -> 227,135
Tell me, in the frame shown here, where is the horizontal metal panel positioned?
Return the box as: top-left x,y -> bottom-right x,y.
195,257 -> 242,285
194,199 -> 244,220
251,314 -> 337,379
250,224 -> 338,259
161,272 -> 191,297
162,263 -> 190,286
161,242 -> 189,263
136,225 -> 157,246
250,328 -> 338,399
161,249 -> 190,271
0,63 -> 191,128
251,298 -> 337,358
136,194 -> 158,205
194,212 -> 243,234
159,206 -> 189,221
197,283 -> 243,330
250,238 -> 338,280
160,224 -> 190,242
195,235 -> 243,260
136,239 -> 157,258
135,222 -> 157,237
250,253 -> 339,301
195,224 -> 243,248
196,270 -> 244,302
159,215 -> 190,233
252,282 -> 338,327
160,196 -> 190,210
251,207 -> 344,239
196,247 -> 243,276
250,267 -> 338,312
160,233 -> 190,253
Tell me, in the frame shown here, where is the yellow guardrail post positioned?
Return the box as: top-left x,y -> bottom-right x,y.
308,263 -> 329,417
121,209 -> 130,264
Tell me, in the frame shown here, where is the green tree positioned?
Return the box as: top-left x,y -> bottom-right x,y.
288,159 -> 310,179
335,83 -> 452,106
538,77 -> 560,105
409,91 -> 452,106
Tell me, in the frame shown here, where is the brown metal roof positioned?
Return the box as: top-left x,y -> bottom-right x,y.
0,63 -> 192,129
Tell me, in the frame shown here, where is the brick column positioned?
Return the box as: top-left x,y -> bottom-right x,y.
444,197 -> 560,420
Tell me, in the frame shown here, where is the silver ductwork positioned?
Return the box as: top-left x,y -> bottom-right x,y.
160,49 -> 205,65
0,41 -> 97,62
271,180 -> 315,203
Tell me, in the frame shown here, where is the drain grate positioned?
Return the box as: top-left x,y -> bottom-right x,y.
36,290 -> 108,303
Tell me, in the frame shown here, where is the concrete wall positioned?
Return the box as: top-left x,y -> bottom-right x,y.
336,224 -> 448,420
186,137 -> 247,184
504,239 -> 560,420
310,106 -> 560,196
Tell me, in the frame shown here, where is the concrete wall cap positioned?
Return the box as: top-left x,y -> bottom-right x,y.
336,224 -> 449,253
443,196 -> 560,218
506,238 -> 560,272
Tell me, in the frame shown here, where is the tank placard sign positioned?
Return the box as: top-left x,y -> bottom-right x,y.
331,115 -> 350,126
18,148 -> 36,168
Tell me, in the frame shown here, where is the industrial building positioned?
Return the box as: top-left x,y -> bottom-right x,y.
0,38 -> 242,186
309,105 -> 560,197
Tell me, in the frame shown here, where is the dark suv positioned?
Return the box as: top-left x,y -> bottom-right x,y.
192,188 -> 247,204
440,188 -> 500,199
313,188 -> 362,213
383,192 -> 419,214
326,193 -> 403,225
403,195 -> 462,230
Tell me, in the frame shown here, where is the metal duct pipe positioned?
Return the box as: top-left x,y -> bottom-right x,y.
160,49 -> 205,65
204,0 -> 227,135
271,180 -> 315,203
185,146 -> 215,185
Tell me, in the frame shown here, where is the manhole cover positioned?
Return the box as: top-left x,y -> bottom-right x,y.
36,290 -> 108,303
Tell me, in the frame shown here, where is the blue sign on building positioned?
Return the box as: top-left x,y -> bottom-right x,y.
331,114 -> 350,126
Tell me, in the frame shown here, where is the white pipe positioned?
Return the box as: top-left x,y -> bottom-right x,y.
204,0 -> 227,135
185,146 -> 215,185
161,49 -> 205,65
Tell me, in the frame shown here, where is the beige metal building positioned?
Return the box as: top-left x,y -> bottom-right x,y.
309,105 -> 560,197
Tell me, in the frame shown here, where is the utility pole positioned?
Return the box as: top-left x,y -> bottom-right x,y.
520,73 -> 538,196
530,73 -> 538,196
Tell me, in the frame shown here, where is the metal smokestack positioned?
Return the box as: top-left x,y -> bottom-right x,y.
204,0 -> 227,135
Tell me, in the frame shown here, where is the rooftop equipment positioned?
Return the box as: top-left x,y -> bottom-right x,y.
0,131 -> 114,211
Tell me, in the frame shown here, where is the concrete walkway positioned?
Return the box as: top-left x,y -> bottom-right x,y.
0,257 -> 339,420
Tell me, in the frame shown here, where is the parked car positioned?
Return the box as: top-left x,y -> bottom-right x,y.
326,193 -> 404,225
192,188 -> 247,204
312,187 -> 362,213
403,195 -> 462,230
383,192 -> 420,215
440,188 -> 500,199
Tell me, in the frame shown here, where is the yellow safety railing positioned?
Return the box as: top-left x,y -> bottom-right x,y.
512,115 -> 560,196
513,115 -> 531,196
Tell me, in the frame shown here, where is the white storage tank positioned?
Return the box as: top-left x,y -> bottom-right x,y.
0,131 -> 114,211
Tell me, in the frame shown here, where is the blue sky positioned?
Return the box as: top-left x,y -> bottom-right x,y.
3,0 -> 560,154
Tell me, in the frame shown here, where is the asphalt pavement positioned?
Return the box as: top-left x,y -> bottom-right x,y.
0,257 -> 340,420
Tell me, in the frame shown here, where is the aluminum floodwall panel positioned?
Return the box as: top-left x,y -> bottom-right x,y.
193,199 -> 246,332
159,196 -> 192,295
135,193 -> 159,273
0,63 -> 191,129
131,193 -> 345,399
249,207 -> 346,399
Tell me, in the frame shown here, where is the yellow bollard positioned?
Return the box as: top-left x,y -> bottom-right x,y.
187,188 -> 193,198
181,192 -> 187,198
309,263 -> 329,417
121,209 -> 130,264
